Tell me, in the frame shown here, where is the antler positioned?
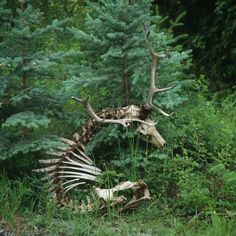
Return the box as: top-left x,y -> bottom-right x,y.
72,97 -> 156,127
144,24 -> 175,116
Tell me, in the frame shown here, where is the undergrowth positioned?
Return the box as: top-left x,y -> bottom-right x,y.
0,88 -> 235,235
1,174 -> 236,236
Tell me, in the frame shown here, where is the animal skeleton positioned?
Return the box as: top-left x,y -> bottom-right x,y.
34,26 -> 175,212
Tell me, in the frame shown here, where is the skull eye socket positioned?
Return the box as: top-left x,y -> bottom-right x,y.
145,134 -> 152,140
137,128 -> 146,135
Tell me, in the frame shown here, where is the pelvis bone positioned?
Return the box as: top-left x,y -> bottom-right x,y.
77,180 -> 151,213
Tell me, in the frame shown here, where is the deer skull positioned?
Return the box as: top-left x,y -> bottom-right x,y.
123,106 -> 165,148
137,118 -> 165,148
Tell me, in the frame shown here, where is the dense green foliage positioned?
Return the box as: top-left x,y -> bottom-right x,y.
0,0 -> 235,235
68,0 -> 191,108
0,1 -> 72,166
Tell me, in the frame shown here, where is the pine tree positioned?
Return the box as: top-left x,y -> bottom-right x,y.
66,0 -> 193,164
0,1 -> 68,163
68,0 -> 191,109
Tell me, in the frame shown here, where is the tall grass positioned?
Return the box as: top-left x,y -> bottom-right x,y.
1,172 -> 236,235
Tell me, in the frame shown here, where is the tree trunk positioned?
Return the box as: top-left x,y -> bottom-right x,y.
22,70 -> 29,138
123,56 -> 129,106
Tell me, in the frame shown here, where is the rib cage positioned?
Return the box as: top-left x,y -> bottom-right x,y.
34,136 -> 102,206
35,106 -> 147,206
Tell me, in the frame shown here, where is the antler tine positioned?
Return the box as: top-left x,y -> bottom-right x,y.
144,24 -> 175,116
71,96 -> 156,127
72,96 -> 104,122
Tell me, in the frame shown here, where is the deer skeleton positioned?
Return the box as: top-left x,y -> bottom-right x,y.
34,26 -> 175,212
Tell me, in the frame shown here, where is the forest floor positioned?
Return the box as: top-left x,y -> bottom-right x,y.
1,207 -> 236,236
1,176 -> 235,236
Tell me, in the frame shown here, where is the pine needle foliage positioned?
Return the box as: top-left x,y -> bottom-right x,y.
66,0 -> 192,161
0,1 -> 67,161
68,0 -> 192,111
